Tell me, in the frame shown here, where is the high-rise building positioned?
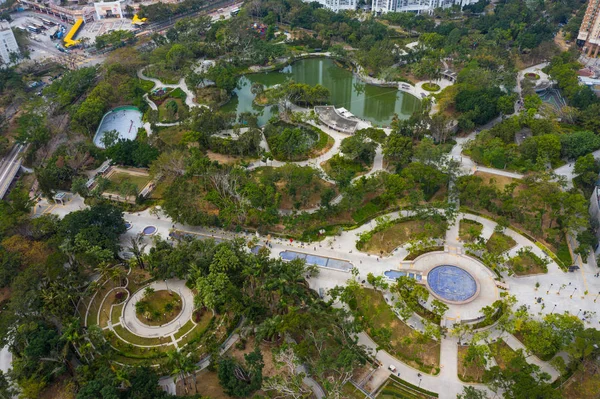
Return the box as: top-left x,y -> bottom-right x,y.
578,0 -> 600,56
304,0 -> 357,12
372,0 -> 477,14
0,22 -> 19,65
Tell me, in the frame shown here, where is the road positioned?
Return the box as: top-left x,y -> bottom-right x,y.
0,145 -> 24,199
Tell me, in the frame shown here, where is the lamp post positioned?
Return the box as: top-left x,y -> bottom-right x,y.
595,291 -> 600,303
577,309 -> 582,317
570,287 -> 577,299
551,304 -> 557,314
557,285 -> 564,295
547,283 -> 553,295
164,279 -> 170,293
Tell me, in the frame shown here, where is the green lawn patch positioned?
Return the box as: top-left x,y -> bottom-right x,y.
135,290 -> 182,326
357,218 -> 447,256
508,248 -> 548,275
378,375 -> 438,398
178,310 -> 213,347
486,232 -> 517,255
353,288 -> 440,373
459,219 -> 483,242
422,82 -> 440,92
113,324 -> 172,346
138,78 -> 155,92
342,382 -> 367,399
107,172 -> 151,193
174,319 -> 195,340
111,302 -> 124,325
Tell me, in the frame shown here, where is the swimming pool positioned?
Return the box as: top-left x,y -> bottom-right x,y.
427,265 -> 478,303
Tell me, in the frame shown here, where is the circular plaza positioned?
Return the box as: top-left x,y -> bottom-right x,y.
412,251 -> 500,322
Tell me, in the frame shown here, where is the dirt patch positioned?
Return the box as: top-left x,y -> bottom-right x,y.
457,345 -> 485,383
359,219 -> 447,256
561,360 -> 600,399
39,376 -> 76,399
227,336 -> 278,378
474,171 -> 522,192
179,369 -> 231,398
206,150 -> 258,165
277,178 -> 336,210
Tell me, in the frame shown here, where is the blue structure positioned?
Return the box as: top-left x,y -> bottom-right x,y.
279,251 -> 352,272
383,270 -> 422,281
427,265 -> 477,303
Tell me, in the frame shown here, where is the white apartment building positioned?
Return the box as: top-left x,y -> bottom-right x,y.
372,0 -> 477,14
0,22 -> 19,65
305,0 -> 358,12
578,0 -> 600,56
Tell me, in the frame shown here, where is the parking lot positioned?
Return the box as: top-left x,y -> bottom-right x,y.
9,12 -> 68,61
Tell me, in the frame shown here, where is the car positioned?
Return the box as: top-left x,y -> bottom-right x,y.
388,365 -> 397,372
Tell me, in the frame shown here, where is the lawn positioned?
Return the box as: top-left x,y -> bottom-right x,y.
508,250 -> 548,275
342,382 -> 367,399
99,288 -> 127,327
86,279 -> 118,327
354,288 -> 440,373
422,82 -> 440,92
111,302 -> 124,325
113,324 -> 172,346
377,375 -> 439,398
107,172 -> 151,193
486,232 -> 517,255
157,125 -> 189,146
459,219 -> 483,242
178,310 -> 213,346
359,219 -> 448,256
135,290 -> 182,326
173,319 -> 195,340
457,345 -> 485,383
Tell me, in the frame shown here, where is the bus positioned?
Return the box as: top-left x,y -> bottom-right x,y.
31,22 -> 46,30
27,26 -> 40,33
230,7 -> 240,16
39,18 -> 55,26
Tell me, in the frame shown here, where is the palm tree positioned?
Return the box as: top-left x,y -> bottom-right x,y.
167,350 -> 196,394
128,235 -> 147,269
94,262 -> 112,280
110,267 -> 126,287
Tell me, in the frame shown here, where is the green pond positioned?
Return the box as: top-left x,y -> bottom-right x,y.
221,58 -> 421,127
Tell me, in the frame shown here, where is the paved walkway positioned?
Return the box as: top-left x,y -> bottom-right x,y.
121,279 -> 195,338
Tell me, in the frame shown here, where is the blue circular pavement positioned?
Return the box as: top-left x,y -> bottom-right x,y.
427,265 -> 478,303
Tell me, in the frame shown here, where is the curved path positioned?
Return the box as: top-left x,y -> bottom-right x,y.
121,279 -> 194,338
137,67 -> 207,110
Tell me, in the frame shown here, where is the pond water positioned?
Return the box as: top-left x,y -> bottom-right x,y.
221,58 -> 421,127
